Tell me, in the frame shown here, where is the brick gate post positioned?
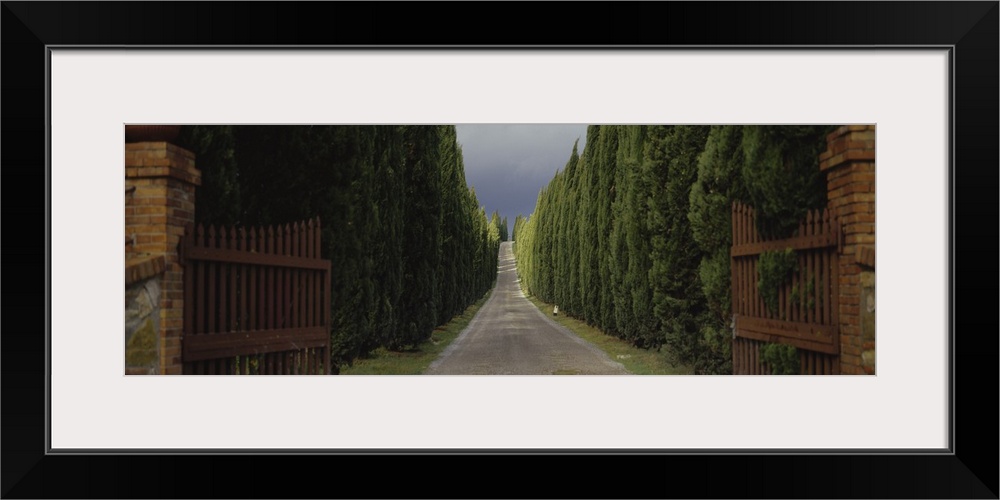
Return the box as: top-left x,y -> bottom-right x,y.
125,130 -> 200,374
819,125 -> 876,375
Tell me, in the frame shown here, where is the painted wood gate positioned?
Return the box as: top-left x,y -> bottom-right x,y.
179,218 -> 331,374
731,202 -> 841,374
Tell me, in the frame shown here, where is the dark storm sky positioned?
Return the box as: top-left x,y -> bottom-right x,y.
455,125 -> 589,224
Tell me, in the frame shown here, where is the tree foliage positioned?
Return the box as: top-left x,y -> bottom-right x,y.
514,125 -> 835,374
179,125 -> 501,371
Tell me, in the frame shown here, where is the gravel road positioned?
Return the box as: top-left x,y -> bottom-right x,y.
425,241 -> 630,375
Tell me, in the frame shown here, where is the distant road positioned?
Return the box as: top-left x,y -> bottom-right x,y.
425,241 -> 629,375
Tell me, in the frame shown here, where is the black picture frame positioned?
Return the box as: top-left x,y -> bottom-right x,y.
4,2 -> 997,498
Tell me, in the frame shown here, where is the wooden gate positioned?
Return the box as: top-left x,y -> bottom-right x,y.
179,218 -> 331,374
731,202 -> 840,375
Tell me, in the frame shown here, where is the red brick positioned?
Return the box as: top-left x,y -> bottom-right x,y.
851,130 -> 876,141
161,365 -> 182,375
171,209 -> 193,220
846,223 -> 875,235
843,183 -> 873,195
840,354 -> 861,365
842,344 -> 861,356
132,205 -> 163,217
846,234 -> 875,245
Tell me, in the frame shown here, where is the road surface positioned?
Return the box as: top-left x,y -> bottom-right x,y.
425,241 -> 629,375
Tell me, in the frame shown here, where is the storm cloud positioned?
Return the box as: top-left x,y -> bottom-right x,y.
456,124 -> 588,223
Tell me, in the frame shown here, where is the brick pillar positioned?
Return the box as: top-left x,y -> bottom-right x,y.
819,125 -> 876,375
125,140 -> 200,374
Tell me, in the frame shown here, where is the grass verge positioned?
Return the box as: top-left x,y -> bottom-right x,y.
339,291 -> 491,375
522,293 -> 694,375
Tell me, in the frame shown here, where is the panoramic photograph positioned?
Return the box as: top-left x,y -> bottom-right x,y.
124,124 -> 876,376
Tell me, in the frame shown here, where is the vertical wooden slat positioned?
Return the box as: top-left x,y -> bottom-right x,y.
314,218 -> 322,330
228,227 -> 238,332
195,224 -> 205,335
323,266 -> 331,375
731,204 -> 739,337
734,339 -> 741,375
797,219 -> 805,323
290,223 -> 297,329
807,211 -> 815,324
299,222 -> 307,328
248,228 -> 257,331
284,224 -> 292,328
275,225 -> 284,329
738,207 -> 745,316
219,225 -> 228,333
738,338 -> 744,375
746,338 -> 752,375
298,227 -> 304,329
306,220 -> 314,327
315,218 -> 322,334
733,339 -> 739,375
207,225 -> 217,334
282,224 -> 290,327
754,255 -> 761,319
745,207 -> 752,327
239,227 -> 247,332
746,340 -> 752,375
206,224 -> 219,333
743,340 -> 749,375
267,225 -> 275,330
258,226 -> 267,329
742,205 -> 749,318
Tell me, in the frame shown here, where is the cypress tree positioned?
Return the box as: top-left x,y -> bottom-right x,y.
394,126 -> 443,350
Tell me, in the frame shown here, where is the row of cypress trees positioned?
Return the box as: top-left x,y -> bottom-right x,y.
177,125 -> 506,372
513,125 -> 834,374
